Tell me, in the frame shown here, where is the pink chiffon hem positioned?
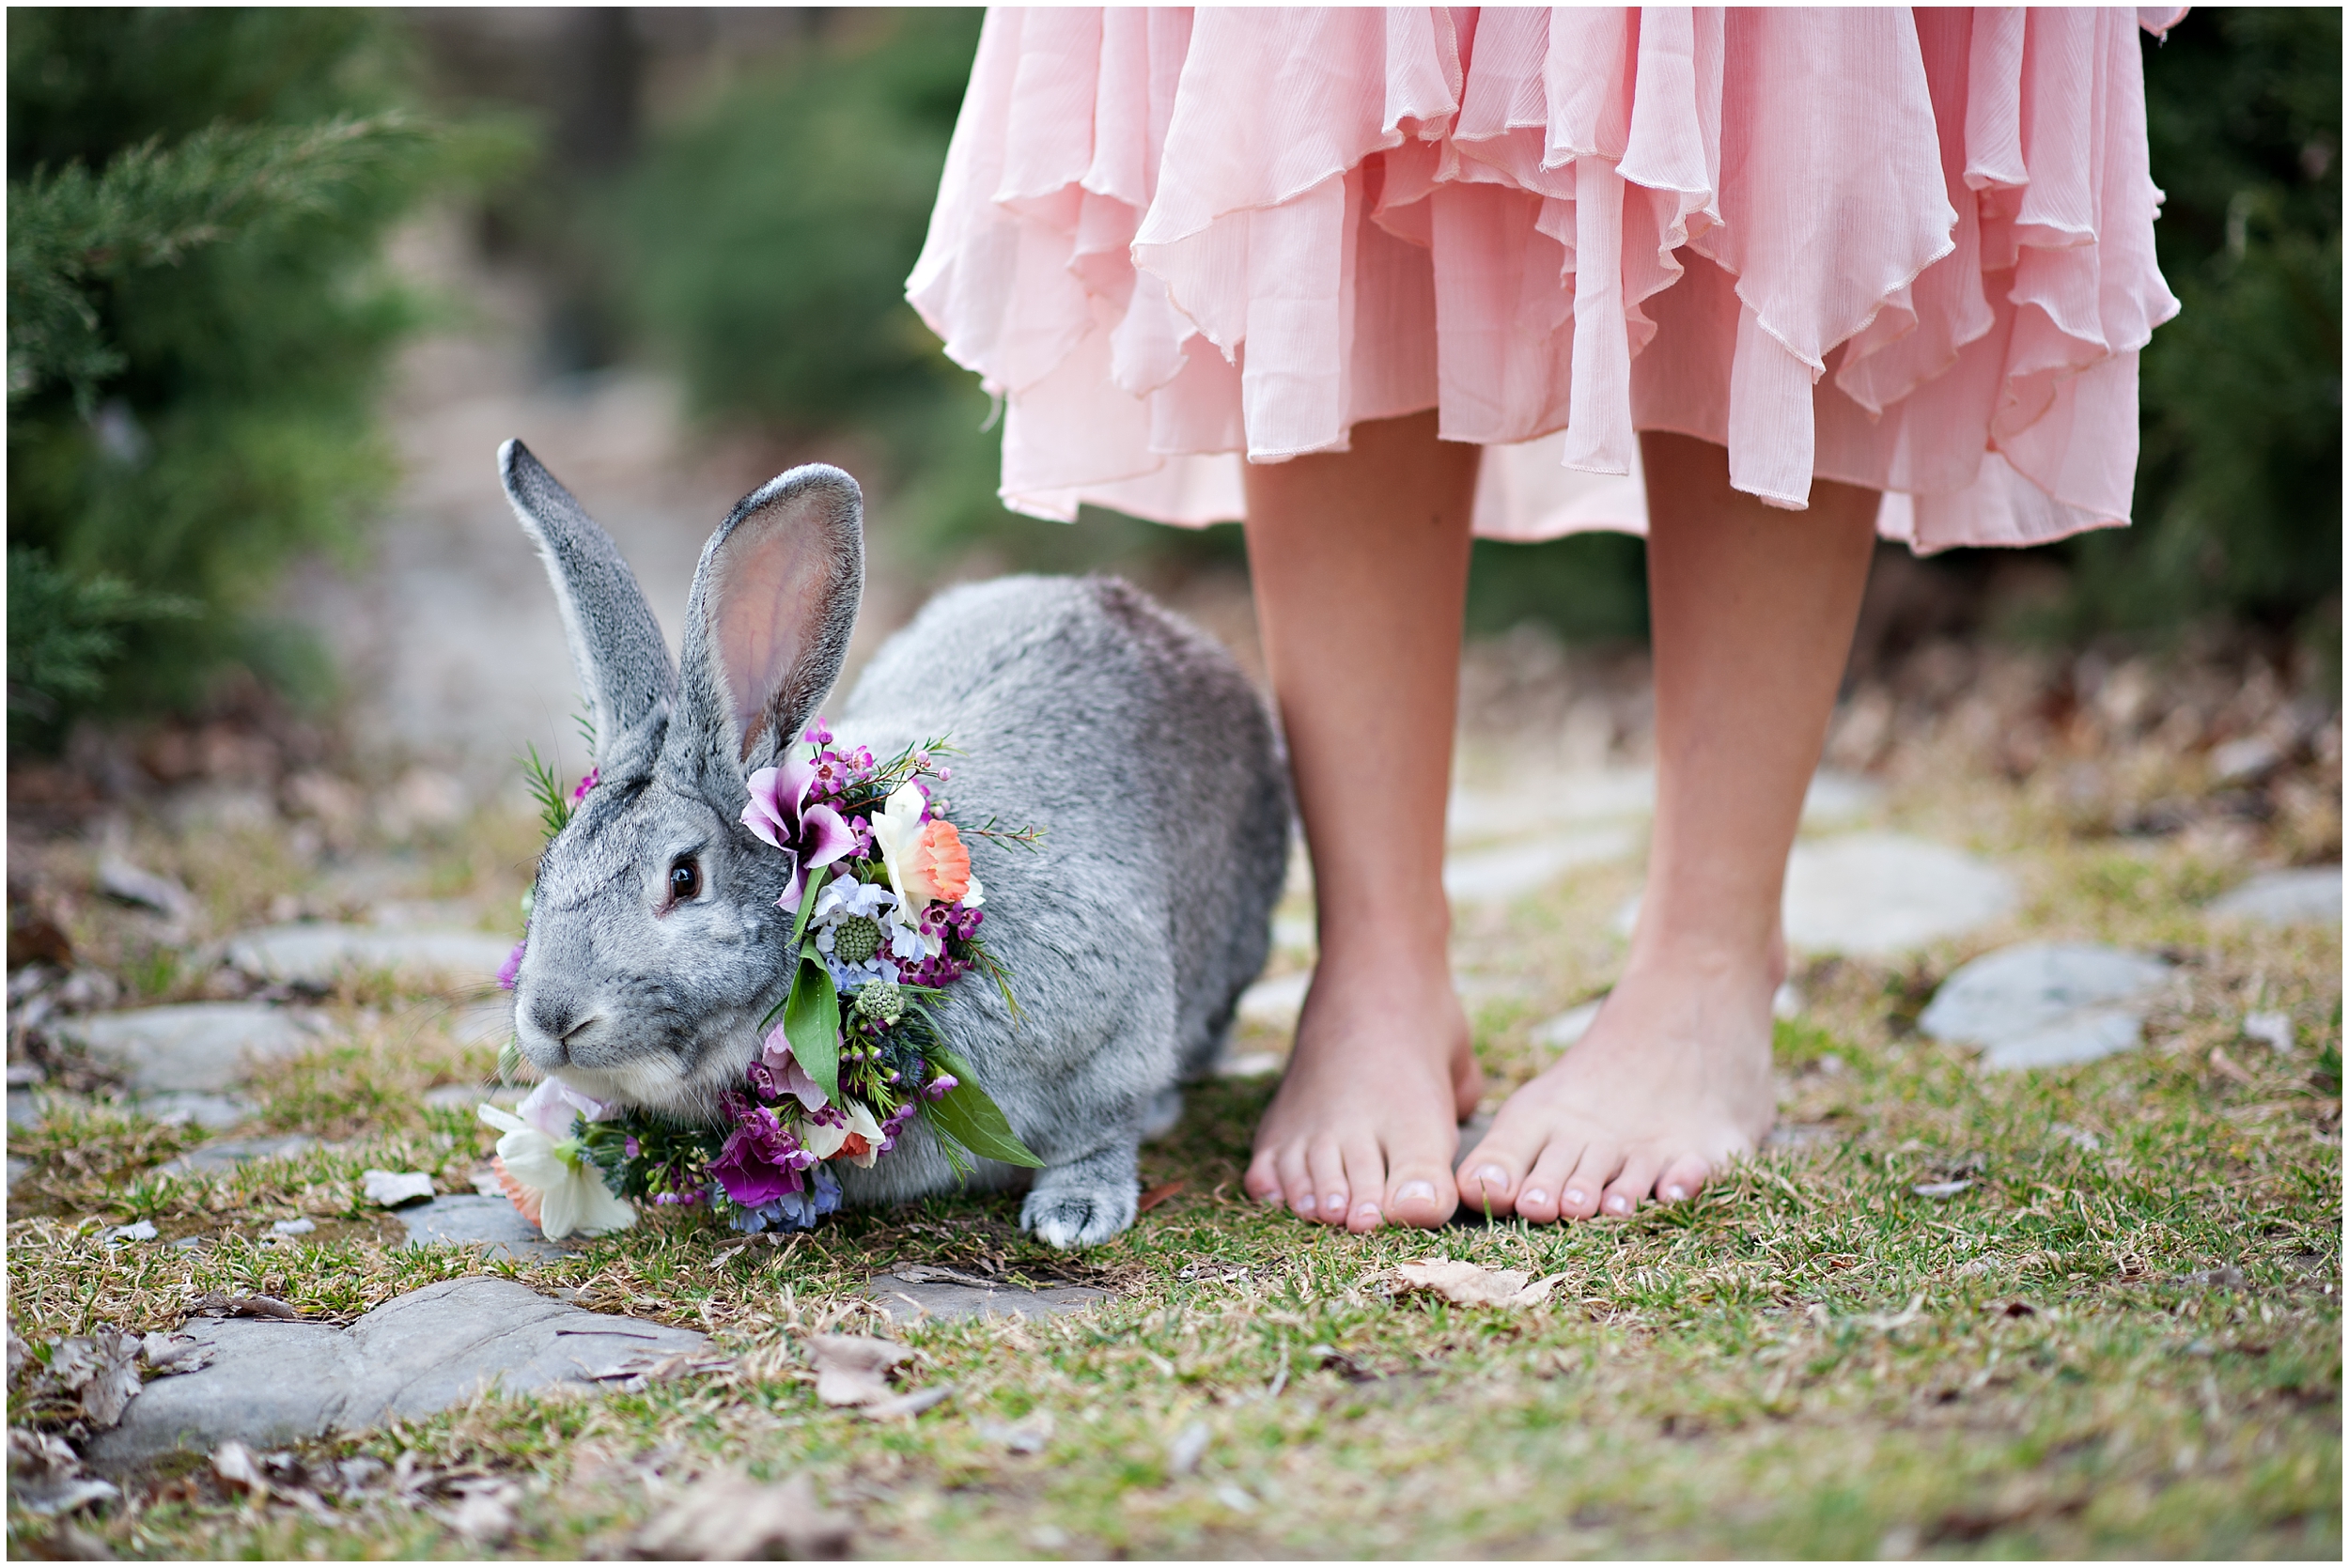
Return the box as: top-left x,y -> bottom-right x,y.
909,7 -> 2186,552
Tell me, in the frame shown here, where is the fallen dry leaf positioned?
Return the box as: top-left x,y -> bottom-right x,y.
857,1385 -> 953,1421
140,1332 -> 213,1374
361,1169 -> 437,1207
212,1439 -> 267,1499
1394,1259 -> 1567,1310
8,1427 -> 120,1517
634,1468 -> 853,1560
1137,1180 -> 1186,1214
805,1333 -> 912,1407
436,1481 -> 520,1545
43,1332 -> 144,1428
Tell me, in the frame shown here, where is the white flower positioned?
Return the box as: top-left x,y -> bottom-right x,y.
798,1101 -> 888,1168
477,1102 -> 636,1240
811,860 -> 924,972
868,783 -> 930,913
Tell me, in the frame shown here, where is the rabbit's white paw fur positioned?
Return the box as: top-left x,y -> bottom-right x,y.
1021,1184 -> 1139,1250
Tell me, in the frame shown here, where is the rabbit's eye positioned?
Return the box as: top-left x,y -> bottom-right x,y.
668,858 -> 702,902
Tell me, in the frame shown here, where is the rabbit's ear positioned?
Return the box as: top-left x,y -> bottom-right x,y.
667,464 -> 863,790
500,440 -> 677,766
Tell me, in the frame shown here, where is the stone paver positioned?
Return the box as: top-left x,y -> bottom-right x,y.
862,1269 -> 1106,1324
1779,832 -> 2015,955
224,924 -> 518,987
2207,865 -> 2341,927
1613,833 -> 2015,955
396,1194 -> 571,1263
54,1003 -> 323,1095
156,1134 -> 319,1177
1442,827 -> 1638,907
86,1277 -> 704,1469
1920,942 -> 2174,1070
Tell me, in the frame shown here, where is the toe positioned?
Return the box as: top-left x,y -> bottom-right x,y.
1341,1139 -> 1389,1233
1656,1153 -> 1712,1206
1512,1135 -> 1587,1225
1601,1153 -> 1665,1217
1451,1100 -> 1556,1219
1383,1158 -> 1456,1229
1275,1145 -> 1315,1221
1305,1141 -> 1350,1226
1560,1144 -> 1620,1220
1244,1147 -> 1283,1206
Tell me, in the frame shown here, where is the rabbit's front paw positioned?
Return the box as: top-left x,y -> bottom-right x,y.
1020,1177 -> 1138,1250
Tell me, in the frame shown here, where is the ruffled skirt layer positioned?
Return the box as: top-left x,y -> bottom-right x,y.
909,8 -> 2185,550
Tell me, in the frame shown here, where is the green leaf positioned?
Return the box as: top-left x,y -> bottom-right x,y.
786,864 -> 831,953
783,950 -> 842,1104
922,1044 -> 1044,1169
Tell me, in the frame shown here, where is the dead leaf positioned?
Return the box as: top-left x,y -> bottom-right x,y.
43,1334 -> 143,1428
889,1264 -> 995,1288
212,1439 -> 268,1499
436,1481 -> 520,1545
361,1170 -> 437,1207
804,1333 -> 911,1407
139,1333 -> 212,1374
1137,1181 -> 1185,1214
1394,1259 -> 1566,1310
2208,1047 -> 2255,1086
188,1293 -> 304,1321
857,1385 -> 953,1421
8,1428 -> 120,1517
633,1469 -> 852,1560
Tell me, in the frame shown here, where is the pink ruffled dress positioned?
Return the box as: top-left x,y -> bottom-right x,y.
909,8 -> 2186,551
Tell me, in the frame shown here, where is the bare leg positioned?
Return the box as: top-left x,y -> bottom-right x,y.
1455,431 -> 1878,1220
1241,410 -> 1483,1233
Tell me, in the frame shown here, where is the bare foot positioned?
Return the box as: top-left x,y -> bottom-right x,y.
1245,954 -> 1482,1232
1453,943 -> 1778,1221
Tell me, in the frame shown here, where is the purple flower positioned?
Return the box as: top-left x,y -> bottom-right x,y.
805,718 -> 834,747
877,1098 -> 919,1157
742,753 -> 856,908
709,1101 -> 811,1207
517,1076 -> 612,1140
497,937 -> 526,991
923,1072 -> 958,1102
569,767 -> 600,804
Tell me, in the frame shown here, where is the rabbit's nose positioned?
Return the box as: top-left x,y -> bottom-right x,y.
524,995 -> 589,1055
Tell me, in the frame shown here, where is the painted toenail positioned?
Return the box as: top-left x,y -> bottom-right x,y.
1664,1184 -> 1688,1202
1521,1188 -> 1548,1208
1296,1194 -> 1316,1212
1396,1180 -> 1436,1203
1474,1164 -> 1509,1192
1325,1193 -> 1346,1215
1564,1188 -> 1587,1206
1606,1195 -> 1631,1214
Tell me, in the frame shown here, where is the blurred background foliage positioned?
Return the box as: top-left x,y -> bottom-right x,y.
7,8 -> 2339,750
6,8 -> 505,747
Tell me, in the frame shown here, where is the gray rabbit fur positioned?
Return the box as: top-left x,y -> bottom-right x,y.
497,440 -> 1289,1247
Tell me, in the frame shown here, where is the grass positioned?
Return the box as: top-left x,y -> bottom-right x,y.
6,768 -> 2340,1559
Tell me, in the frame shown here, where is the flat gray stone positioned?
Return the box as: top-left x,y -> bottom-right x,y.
223,924 -> 518,987
136,1092 -> 257,1130
2207,866 -> 2341,927
86,1277 -> 705,1469
1781,833 -> 2016,955
1921,942 -> 2173,1070
1442,826 -> 1638,906
156,1134 -> 319,1176
396,1194 -> 572,1262
54,1003 -> 322,1094
863,1273 -> 1106,1324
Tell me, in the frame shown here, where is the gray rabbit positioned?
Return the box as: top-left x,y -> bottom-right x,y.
497,440 -> 1289,1247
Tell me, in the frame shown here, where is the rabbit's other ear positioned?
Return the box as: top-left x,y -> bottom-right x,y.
500,440 -> 677,767
667,463 -> 863,790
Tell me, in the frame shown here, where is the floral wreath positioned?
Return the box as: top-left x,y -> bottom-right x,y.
481,722 -> 1042,1238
